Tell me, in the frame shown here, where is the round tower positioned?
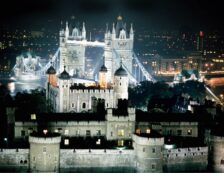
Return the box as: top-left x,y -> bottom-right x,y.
99,63 -> 108,89
114,65 -> 128,107
209,134 -> 224,172
29,132 -> 61,172
133,131 -> 164,173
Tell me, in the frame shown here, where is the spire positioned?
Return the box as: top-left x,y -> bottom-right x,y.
106,23 -> 108,32
130,23 -> 134,39
60,21 -> 63,30
65,21 -> 69,38
82,22 -> 86,40
112,23 -> 116,39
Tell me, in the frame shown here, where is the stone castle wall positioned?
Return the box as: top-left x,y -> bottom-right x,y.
0,149 -> 29,171
0,147 -> 209,172
163,147 -> 208,172
60,149 -> 135,169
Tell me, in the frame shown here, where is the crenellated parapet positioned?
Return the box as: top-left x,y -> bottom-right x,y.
29,135 -> 61,144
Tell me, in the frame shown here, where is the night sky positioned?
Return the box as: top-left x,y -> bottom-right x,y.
1,0 -> 224,31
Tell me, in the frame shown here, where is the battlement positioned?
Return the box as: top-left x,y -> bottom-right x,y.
210,135 -> 224,142
29,135 -> 61,144
106,108 -> 136,121
164,147 -> 208,158
133,134 -> 164,146
70,88 -> 113,94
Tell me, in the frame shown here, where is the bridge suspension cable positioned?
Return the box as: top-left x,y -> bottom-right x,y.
132,52 -> 156,83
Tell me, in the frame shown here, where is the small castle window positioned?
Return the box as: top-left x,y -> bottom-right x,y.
143,148 -> 145,152
20,160 -> 23,164
177,130 -> 182,136
151,163 -> 156,170
187,129 -> 192,135
152,148 -> 156,153
221,160 -> 224,165
118,140 -> 124,147
86,130 -> 91,136
146,129 -> 151,134
43,147 -> 46,153
97,130 -> 101,136
71,103 -> 74,108
30,114 -> 36,120
24,160 -> 27,164
136,129 -> 141,134
76,130 -> 80,136
118,129 -> 124,137
96,139 -> 101,145
21,130 -> 25,136
64,139 -> 69,145
64,129 -> 69,135
82,102 -> 86,109
111,132 -> 113,137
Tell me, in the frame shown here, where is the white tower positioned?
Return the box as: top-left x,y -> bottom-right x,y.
113,64 -> 129,107
104,16 -> 134,83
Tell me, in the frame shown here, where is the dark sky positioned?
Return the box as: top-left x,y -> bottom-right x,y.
1,0 -> 224,31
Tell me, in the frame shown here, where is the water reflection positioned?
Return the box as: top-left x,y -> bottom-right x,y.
1,78 -> 46,96
206,77 -> 224,87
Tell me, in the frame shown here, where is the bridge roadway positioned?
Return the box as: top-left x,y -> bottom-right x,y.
66,40 -> 105,47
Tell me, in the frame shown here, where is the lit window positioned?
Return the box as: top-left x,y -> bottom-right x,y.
43,129 -> 48,135
31,114 -> 36,120
96,139 -> 101,145
187,129 -> 192,135
118,140 -> 124,146
64,139 -> 69,145
146,129 -> 151,134
136,129 -> 141,134
118,129 -> 124,137
54,129 -> 58,133
64,129 -> 69,135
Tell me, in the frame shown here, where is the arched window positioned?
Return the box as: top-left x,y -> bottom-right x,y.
72,28 -> 79,37
82,102 -> 86,109
119,29 -> 126,39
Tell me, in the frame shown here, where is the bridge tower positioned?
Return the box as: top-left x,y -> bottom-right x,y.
104,16 -> 134,83
59,20 -> 86,78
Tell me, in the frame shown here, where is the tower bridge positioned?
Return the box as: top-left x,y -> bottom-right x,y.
12,16 -> 155,84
